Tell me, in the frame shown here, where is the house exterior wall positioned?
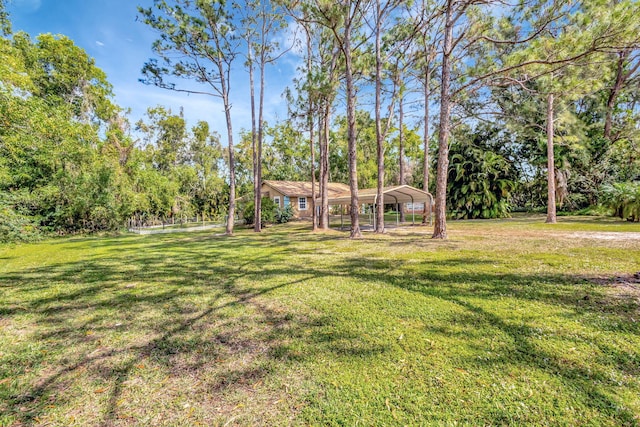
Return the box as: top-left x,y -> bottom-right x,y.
261,186 -> 285,209
259,184 -> 312,219
293,196 -> 312,218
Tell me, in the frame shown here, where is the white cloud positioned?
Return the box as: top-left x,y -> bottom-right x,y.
96,41 -> 105,47
271,20 -> 304,58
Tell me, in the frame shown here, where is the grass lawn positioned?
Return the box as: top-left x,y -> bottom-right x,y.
1,215 -> 639,426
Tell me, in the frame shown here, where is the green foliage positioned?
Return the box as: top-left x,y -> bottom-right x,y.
332,111 -> 400,189
263,122 -> 312,182
139,0 -> 236,89
0,31 -> 130,237
490,59 -> 640,213
0,25 -> 229,241
0,0 -> 10,35
276,204 -> 294,224
0,192 -> 43,243
446,127 -> 517,219
601,182 -> 640,221
242,197 -> 277,225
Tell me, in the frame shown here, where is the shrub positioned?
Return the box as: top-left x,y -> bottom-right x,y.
276,205 -> 294,224
242,197 -> 277,225
0,192 -> 44,243
447,140 -> 516,219
600,182 -> 640,221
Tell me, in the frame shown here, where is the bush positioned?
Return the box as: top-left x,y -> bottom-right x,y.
0,192 -> 44,243
242,197 -> 277,225
447,140 -> 516,219
276,205 -> 294,224
600,182 -> 640,221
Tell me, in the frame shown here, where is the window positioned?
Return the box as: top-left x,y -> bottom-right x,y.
298,197 -> 307,210
274,196 -> 281,208
284,196 -> 290,207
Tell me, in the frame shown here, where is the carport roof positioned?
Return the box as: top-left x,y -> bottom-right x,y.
323,185 -> 433,205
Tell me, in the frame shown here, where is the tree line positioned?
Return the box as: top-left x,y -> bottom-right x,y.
1,0 -> 639,242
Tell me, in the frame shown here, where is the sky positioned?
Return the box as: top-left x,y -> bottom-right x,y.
7,0 -> 301,141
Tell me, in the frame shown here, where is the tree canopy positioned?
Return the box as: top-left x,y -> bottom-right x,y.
2,0 -> 640,243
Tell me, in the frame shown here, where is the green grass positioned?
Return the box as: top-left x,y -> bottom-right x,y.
1,215 -> 639,426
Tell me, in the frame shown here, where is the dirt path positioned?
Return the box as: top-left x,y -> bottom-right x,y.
564,231 -> 640,242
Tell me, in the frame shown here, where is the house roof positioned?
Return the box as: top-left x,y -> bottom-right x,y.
262,180 -> 351,198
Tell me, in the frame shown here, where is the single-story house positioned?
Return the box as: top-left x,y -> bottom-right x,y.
261,180 -> 433,226
260,180 -> 351,219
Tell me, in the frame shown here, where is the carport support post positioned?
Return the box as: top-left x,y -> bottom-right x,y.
411,195 -> 415,225
431,197 -> 434,226
373,195 -> 378,231
391,195 -> 399,226
341,204 -> 344,231
372,204 -> 376,230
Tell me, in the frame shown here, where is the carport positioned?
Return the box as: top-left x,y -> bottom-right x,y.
323,185 -> 434,230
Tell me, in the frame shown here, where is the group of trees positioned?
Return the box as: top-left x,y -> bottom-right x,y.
0,1 -> 234,242
138,0 -> 640,239
0,27 -> 132,241
1,0 -> 639,242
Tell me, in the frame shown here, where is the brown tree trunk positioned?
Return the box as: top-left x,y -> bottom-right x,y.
212,50 -> 236,236
422,58 -> 431,225
248,47 -> 261,232
223,92 -> 236,235
546,93 -> 556,224
307,28 -> 318,232
344,2 -> 361,238
432,3 -> 453,240
374,0 -> 385,233
319,104 -> 331,230
257,55 -> 266,231
322,107 -> 330,229
399,92 -> 406,223
318,113 -> 326,229
319,49 -> 339,231
604,50 -> 639,141
310,115 -> 317,231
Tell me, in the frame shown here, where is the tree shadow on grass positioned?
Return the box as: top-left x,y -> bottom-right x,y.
2,228 -> 639,425
330,255 -> 640,425
447,297 -> 639,425
0,231 -> 389,426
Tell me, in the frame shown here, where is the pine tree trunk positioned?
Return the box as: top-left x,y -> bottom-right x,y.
344,3 -> 361,238
307,29 -> 318,232
318,113 -> 326,229
310,116 -> 317,231
375,1 -> 385,233
257,57 -> 266,232
546,93 -> 557,224
320,105 -> 330,230
432,4 -> 453,239
399,93 -> 406,223
422,59 -> 431,225
218,56 -> 235,235
224,98 -> 236,235
248,47 -> 260,232
319,49 -> 338,231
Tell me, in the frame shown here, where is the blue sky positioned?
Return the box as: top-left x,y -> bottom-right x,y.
7,0 -> 300,140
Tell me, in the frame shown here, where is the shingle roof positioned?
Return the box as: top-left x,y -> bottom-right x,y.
262,180 -> 351,198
